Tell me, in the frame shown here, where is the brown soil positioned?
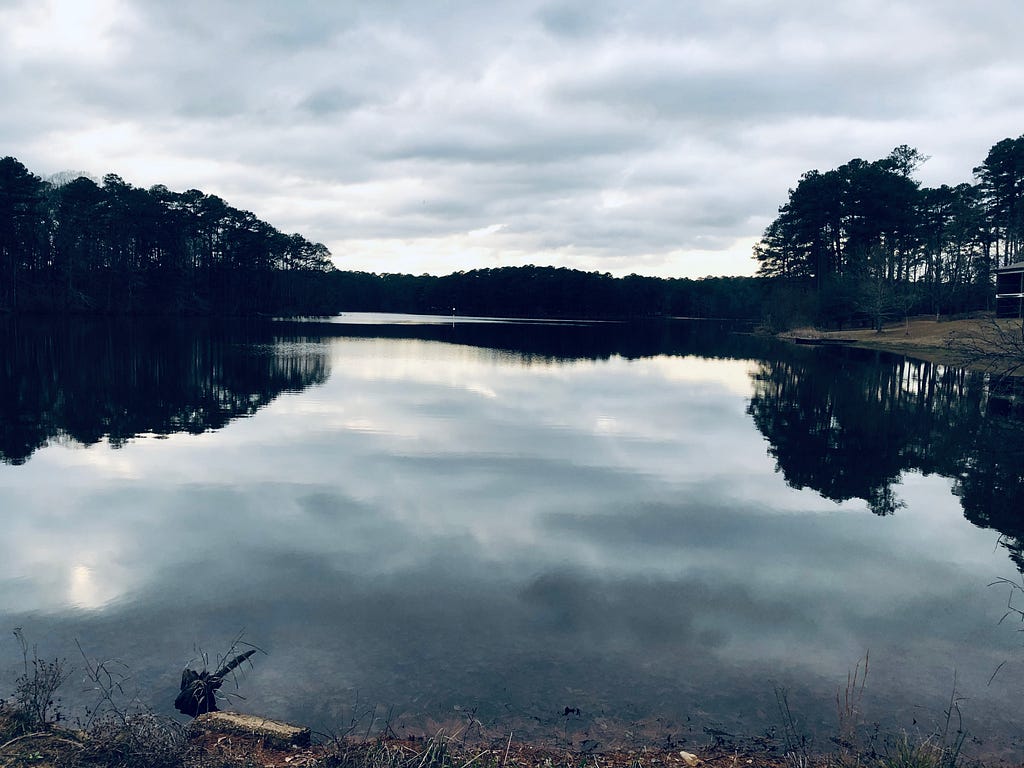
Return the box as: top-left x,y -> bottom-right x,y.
0,723 -> 793,768
176,730 -> 794,768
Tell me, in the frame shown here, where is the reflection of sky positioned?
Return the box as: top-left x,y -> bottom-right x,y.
1,335 -> 1021,754
319,312 -> 598,326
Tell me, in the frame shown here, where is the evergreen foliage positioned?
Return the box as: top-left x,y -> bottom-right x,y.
0,157 -> 335,315
755,137 -> 1024,327
321,267 -> 767,320
0,156 -> 768,319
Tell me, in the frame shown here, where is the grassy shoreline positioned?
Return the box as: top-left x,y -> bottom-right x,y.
0,706 -> 980,768
777,314 -> 1024,373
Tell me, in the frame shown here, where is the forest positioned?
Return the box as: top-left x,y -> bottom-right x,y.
322,267 -> 764,319
755,135 -> 1024,329
3,134 -> 1023,322
0,156 -> 336,315
0,155 -> 765,319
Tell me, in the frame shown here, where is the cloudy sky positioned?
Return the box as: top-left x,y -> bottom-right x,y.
2,0 -> 1023,278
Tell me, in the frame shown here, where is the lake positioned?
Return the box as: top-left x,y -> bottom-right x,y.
1,314 -> 1023,758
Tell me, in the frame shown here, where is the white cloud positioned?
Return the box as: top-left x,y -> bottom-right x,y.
2,0 -> 1023,278
1,0 -> 131,62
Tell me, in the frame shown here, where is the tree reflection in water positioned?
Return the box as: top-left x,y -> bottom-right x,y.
4,315 -> 1023,573
748,344 -> 1024,566
0,317 -> 329,465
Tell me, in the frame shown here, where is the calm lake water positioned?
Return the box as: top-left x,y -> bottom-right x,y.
2,314 -> 1024,757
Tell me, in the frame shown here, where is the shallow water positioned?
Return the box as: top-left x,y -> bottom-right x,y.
1,315 -> 1023,757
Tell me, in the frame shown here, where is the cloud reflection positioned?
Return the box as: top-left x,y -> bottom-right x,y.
0,332 -> 1020,751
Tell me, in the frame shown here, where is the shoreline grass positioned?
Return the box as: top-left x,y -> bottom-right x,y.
0,640 -> 995,768
0,674 -> 988,768
0,705 -> 989,768
777,313 -> 1024,375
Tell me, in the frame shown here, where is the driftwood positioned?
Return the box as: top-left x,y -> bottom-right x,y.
174,650 -> 258,717
190,711 -> 311,748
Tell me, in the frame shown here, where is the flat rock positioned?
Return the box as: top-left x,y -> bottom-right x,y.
191,711 -> 311,749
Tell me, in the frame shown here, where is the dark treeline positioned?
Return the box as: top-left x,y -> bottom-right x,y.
13,133 -> 1024,324
755,136 -> 1024,328
0,156 -> 771,320
0,157 -> 336,315
322,267 -> 767,319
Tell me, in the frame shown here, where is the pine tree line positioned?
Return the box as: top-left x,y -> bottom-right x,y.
0,157 -> 335,315
754,136 -> 1024,327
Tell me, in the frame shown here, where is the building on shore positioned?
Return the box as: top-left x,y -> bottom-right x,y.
996,261 -> 1024,318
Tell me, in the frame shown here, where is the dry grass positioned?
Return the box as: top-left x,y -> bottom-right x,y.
0,709 -> 799,768
781,314 -> 1024,371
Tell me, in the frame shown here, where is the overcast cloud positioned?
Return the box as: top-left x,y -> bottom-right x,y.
2,0 -> 1023,277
